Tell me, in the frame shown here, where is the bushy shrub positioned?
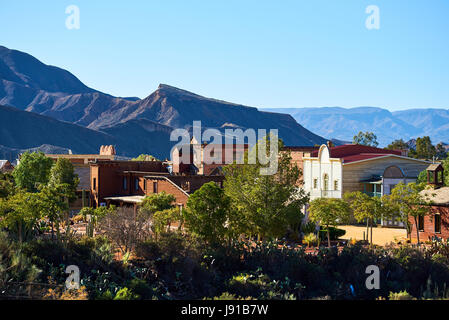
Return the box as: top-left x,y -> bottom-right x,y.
319,227 -> 346,241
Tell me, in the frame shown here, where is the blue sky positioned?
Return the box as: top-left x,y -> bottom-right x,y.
0,0 -> 448,111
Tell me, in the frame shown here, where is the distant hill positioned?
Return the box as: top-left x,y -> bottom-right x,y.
262,107 -> 448,146
0,45 -> 328,153
0,104 -> 176,161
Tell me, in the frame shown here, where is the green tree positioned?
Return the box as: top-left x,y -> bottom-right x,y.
48,158 -> 79,200
436,143 -> 448,160
387,139 -> 409,151
132,154 -> 158,161
0,172 -> 15,199
384,182 -> 430,245
38,184 -> 69,240
140,192 -> 176,214
152,208 -> 181,237
223,137 -> 309,240
353,131 -> 379,147
344,192 -> 389,246
308,198 -> 350,247
12,152 -> 53,192
414,136 -> 436,160
184,182 -> 235,245
0,191 -> 42,242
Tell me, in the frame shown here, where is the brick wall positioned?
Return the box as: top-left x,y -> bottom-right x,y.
409,206 -> 449,241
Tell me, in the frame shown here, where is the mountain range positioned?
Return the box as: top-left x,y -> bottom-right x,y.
262,107 -> 449,146
0,45 -> 327,161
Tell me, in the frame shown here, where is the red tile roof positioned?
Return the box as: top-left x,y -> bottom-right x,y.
311,144 -> 402,163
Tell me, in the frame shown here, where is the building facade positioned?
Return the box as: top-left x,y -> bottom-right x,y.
303,144 -> 430,226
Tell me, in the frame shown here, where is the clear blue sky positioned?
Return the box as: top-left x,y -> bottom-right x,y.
1,0 -> 448,111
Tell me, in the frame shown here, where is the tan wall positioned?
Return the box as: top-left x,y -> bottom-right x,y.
342,157 -> 429,194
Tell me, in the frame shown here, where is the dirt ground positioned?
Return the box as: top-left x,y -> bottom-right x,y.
339,225 -> 408,246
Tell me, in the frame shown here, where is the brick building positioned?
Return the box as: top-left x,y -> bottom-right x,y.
46,145 -> 116,212
171,137 -> 248,175
90,159 -> 223,211
410,164 -> 449,242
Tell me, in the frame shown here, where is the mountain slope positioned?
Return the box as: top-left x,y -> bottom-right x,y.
262,106 -> 448,146
0,45 -> 327,147
90,84 -> 326,146
0,104 -> 177,160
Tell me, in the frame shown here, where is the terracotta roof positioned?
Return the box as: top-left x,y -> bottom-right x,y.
341,153 -> 397,164
311,144 -> 401,159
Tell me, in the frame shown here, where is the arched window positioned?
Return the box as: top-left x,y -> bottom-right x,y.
323,174 -> 329,191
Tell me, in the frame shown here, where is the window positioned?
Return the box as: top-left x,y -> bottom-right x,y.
435,214 -> 441,233
153,181 -> 158,193
143,180 -> 146,191
93,178 -> 96,191
334,180 -> 338,191
323,174 -> 329,190
418,215 -> 424,231
123,177 -> 128,190
313,179 -> 318,189
135,178 -> 139,191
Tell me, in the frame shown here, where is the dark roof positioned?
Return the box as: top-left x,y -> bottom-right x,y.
311,144 -> 402,159
427,163 -> 443,171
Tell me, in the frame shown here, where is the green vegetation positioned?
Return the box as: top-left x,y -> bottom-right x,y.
352,131 -> 379,147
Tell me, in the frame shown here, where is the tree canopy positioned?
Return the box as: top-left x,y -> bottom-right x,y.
352,131 -> 379,147
12,152 -> 53,192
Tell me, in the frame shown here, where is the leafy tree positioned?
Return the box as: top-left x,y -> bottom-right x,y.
152,208 -> 181,237
12,152 -> 53,192
132,154 -> 158,161
384,182 -> 430,245
414,136 -> 436,160
344,192 -> 390,246
0,190 -> 42,242
38,184 -> 69,240
184,182 -> 235,245
308,198 -> 350,247
416,170 -> 428,185
223,137 -> 309,240
352,131 -> 379,147
387,139 -> 409,151
436,143 -> 448,160
0,172 -> 15,199
140,192 -> 176,214
48,158 -> 79,201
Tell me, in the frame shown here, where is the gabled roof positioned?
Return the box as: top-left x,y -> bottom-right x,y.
311,144 -> 401,159
0,160 -> 8,168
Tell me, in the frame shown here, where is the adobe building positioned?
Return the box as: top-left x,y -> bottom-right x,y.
46,145 -> 116,212
171,137 -> 248,176
90,159 -> 223,211
410,163 -> 449,242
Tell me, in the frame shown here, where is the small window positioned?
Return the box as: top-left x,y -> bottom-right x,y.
93,178 -> 96,191
334,180 -> 338,191
135,178 -> 139,191
153,181 -> 158,194
418,215 -> 424,231
313,179 -> 318,189
435,214 -> 441,233
143,180 -> 147,191
123,177 -> 128,190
